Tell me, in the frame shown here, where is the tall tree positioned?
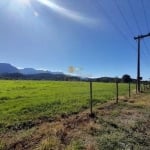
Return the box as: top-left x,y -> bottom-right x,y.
122,74 -> 132,83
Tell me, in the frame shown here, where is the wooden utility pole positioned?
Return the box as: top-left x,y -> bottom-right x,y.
134,33 -> 150,93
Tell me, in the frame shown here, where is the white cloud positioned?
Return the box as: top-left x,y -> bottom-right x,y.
14,0 -> 31,8
36,0 -> 99,25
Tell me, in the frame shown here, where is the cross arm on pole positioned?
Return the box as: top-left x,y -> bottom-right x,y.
134,33 -> 150,40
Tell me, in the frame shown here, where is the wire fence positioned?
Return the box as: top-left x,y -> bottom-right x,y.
0,80 -> 150,125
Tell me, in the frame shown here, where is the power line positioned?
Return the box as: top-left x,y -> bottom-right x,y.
95,0 -> 150,61
140,0 -> 150,32
92,0 -> 149,80
114,0 -> 150,59
115,0 -> 150,62
139,0 -> 150,59
113,0 -> 134,38
127,0 -> 142,34
143,40 -> 150,56
112,0 -> 150,59
127,0 -> 150,70
95,0 -> 135,50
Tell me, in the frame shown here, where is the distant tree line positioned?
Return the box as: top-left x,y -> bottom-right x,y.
0,73 -> 81,81
0,73 -> 148,83
92,74 -> 136,83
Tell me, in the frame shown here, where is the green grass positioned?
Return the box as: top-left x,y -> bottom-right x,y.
0,80 -> 135,129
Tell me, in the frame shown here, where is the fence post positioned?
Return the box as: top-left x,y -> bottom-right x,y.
136,82 -> 137,94
129,82 -> 131,98
142,83 -> 144,92
116,80 -> 119,104
140,82 -> 142,92
89,81 -> 93,117
144,83 -> 146,92
147,82 -> 149,89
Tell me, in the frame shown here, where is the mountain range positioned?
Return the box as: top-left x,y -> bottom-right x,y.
0,63 -> 19,74
0,63 -> 136,82
0,63 -> 63,75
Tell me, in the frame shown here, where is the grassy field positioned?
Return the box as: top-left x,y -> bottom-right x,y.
0,80 -> 135,130
0,80 -> 149,150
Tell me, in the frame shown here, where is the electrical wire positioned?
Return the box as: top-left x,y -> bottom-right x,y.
140,0 -> 150,58
113,0 -> 134,38
127,0 -> 150,67
140,0 -> 149,32
95,0 -> 136,50
95,0 -> 150,77
127,0 -> 142,34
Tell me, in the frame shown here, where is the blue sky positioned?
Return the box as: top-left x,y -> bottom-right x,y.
0,0 -> 150,79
